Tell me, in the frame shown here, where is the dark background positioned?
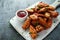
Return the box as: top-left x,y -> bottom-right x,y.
0,0 -> 60,40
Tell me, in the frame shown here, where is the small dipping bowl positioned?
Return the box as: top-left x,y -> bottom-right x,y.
16,9 -> 28,22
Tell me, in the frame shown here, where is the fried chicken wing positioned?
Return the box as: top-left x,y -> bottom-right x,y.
38,17 -> 47,27
35,25 -> 44,33
37,2 -> 49,8
22,17 -> 30,30
30,14 -> 38,20
45,12 -> 50,18
46,6 -> 55,11
34,13 -> 45,17
29,25 -> 37,39
22,2 -> 59,39
48,10 -> 58,18
46,18 -> 52,29
26,9 -> 34,13
26,9 -> 34,15
38,8 -> 47,13
38,17 -> 52,29
31,20 -> 39,26
43,18 -> 47,22
34,6 -> 41,12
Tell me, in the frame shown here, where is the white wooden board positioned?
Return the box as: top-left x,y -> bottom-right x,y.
10,1 -> 60,40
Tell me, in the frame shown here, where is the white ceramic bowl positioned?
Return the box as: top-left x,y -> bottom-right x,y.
16,9 -> 28,22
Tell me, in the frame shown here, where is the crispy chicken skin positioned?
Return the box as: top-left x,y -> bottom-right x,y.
22,17 -> 30,30
29,14 -> 38,20
34,6 -> 39,12
46,18 -> 52,29
46,6 -> 55,11
22,2 -> 59,39
26,9 -> 34,13
38,17 -> 52,29
48,10 -> 58,18
38,8 -> 47,13
31,20 -> 38,26
31,20 -> 37,24
44,12 -> 50,18
34,13 -> 50,18
35,25 -> 44,33
29,25 -> 37,39
43,18 -> 47,22
37,2 -> 49,7
38,17 -> 47,27
34,13 -> 44,17
26,9 -> 34,15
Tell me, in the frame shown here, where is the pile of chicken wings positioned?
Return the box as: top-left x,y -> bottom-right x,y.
22,2 -> 59,39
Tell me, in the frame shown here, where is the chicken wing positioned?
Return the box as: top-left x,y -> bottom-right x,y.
35,25 -> 44,33
46,18 -> 52,29
38,17 -> 52,29
31,20 -> 39,26
48,10 -> 58,18
37,2 -> 49,8
29,25 -> 37,39
38,17 -> 47,27
22,17 -> 30,30
46,6 -> 55,11
34,13 -> 45,17
26,9 -> 34,15
38,8 -> 47,13
29,14 -> 38,20
26,9 -> 34,13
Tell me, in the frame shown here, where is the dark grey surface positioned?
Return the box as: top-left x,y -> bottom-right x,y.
0,0 -> 60,40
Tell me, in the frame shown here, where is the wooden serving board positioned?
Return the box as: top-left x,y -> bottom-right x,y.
10,1 -> 60,40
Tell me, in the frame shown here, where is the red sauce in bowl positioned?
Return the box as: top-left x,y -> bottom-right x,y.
17,11 -> 26,18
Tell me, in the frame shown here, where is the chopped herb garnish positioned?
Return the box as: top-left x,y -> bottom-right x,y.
33,21 -> 39,26
29,32 -> 33,34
